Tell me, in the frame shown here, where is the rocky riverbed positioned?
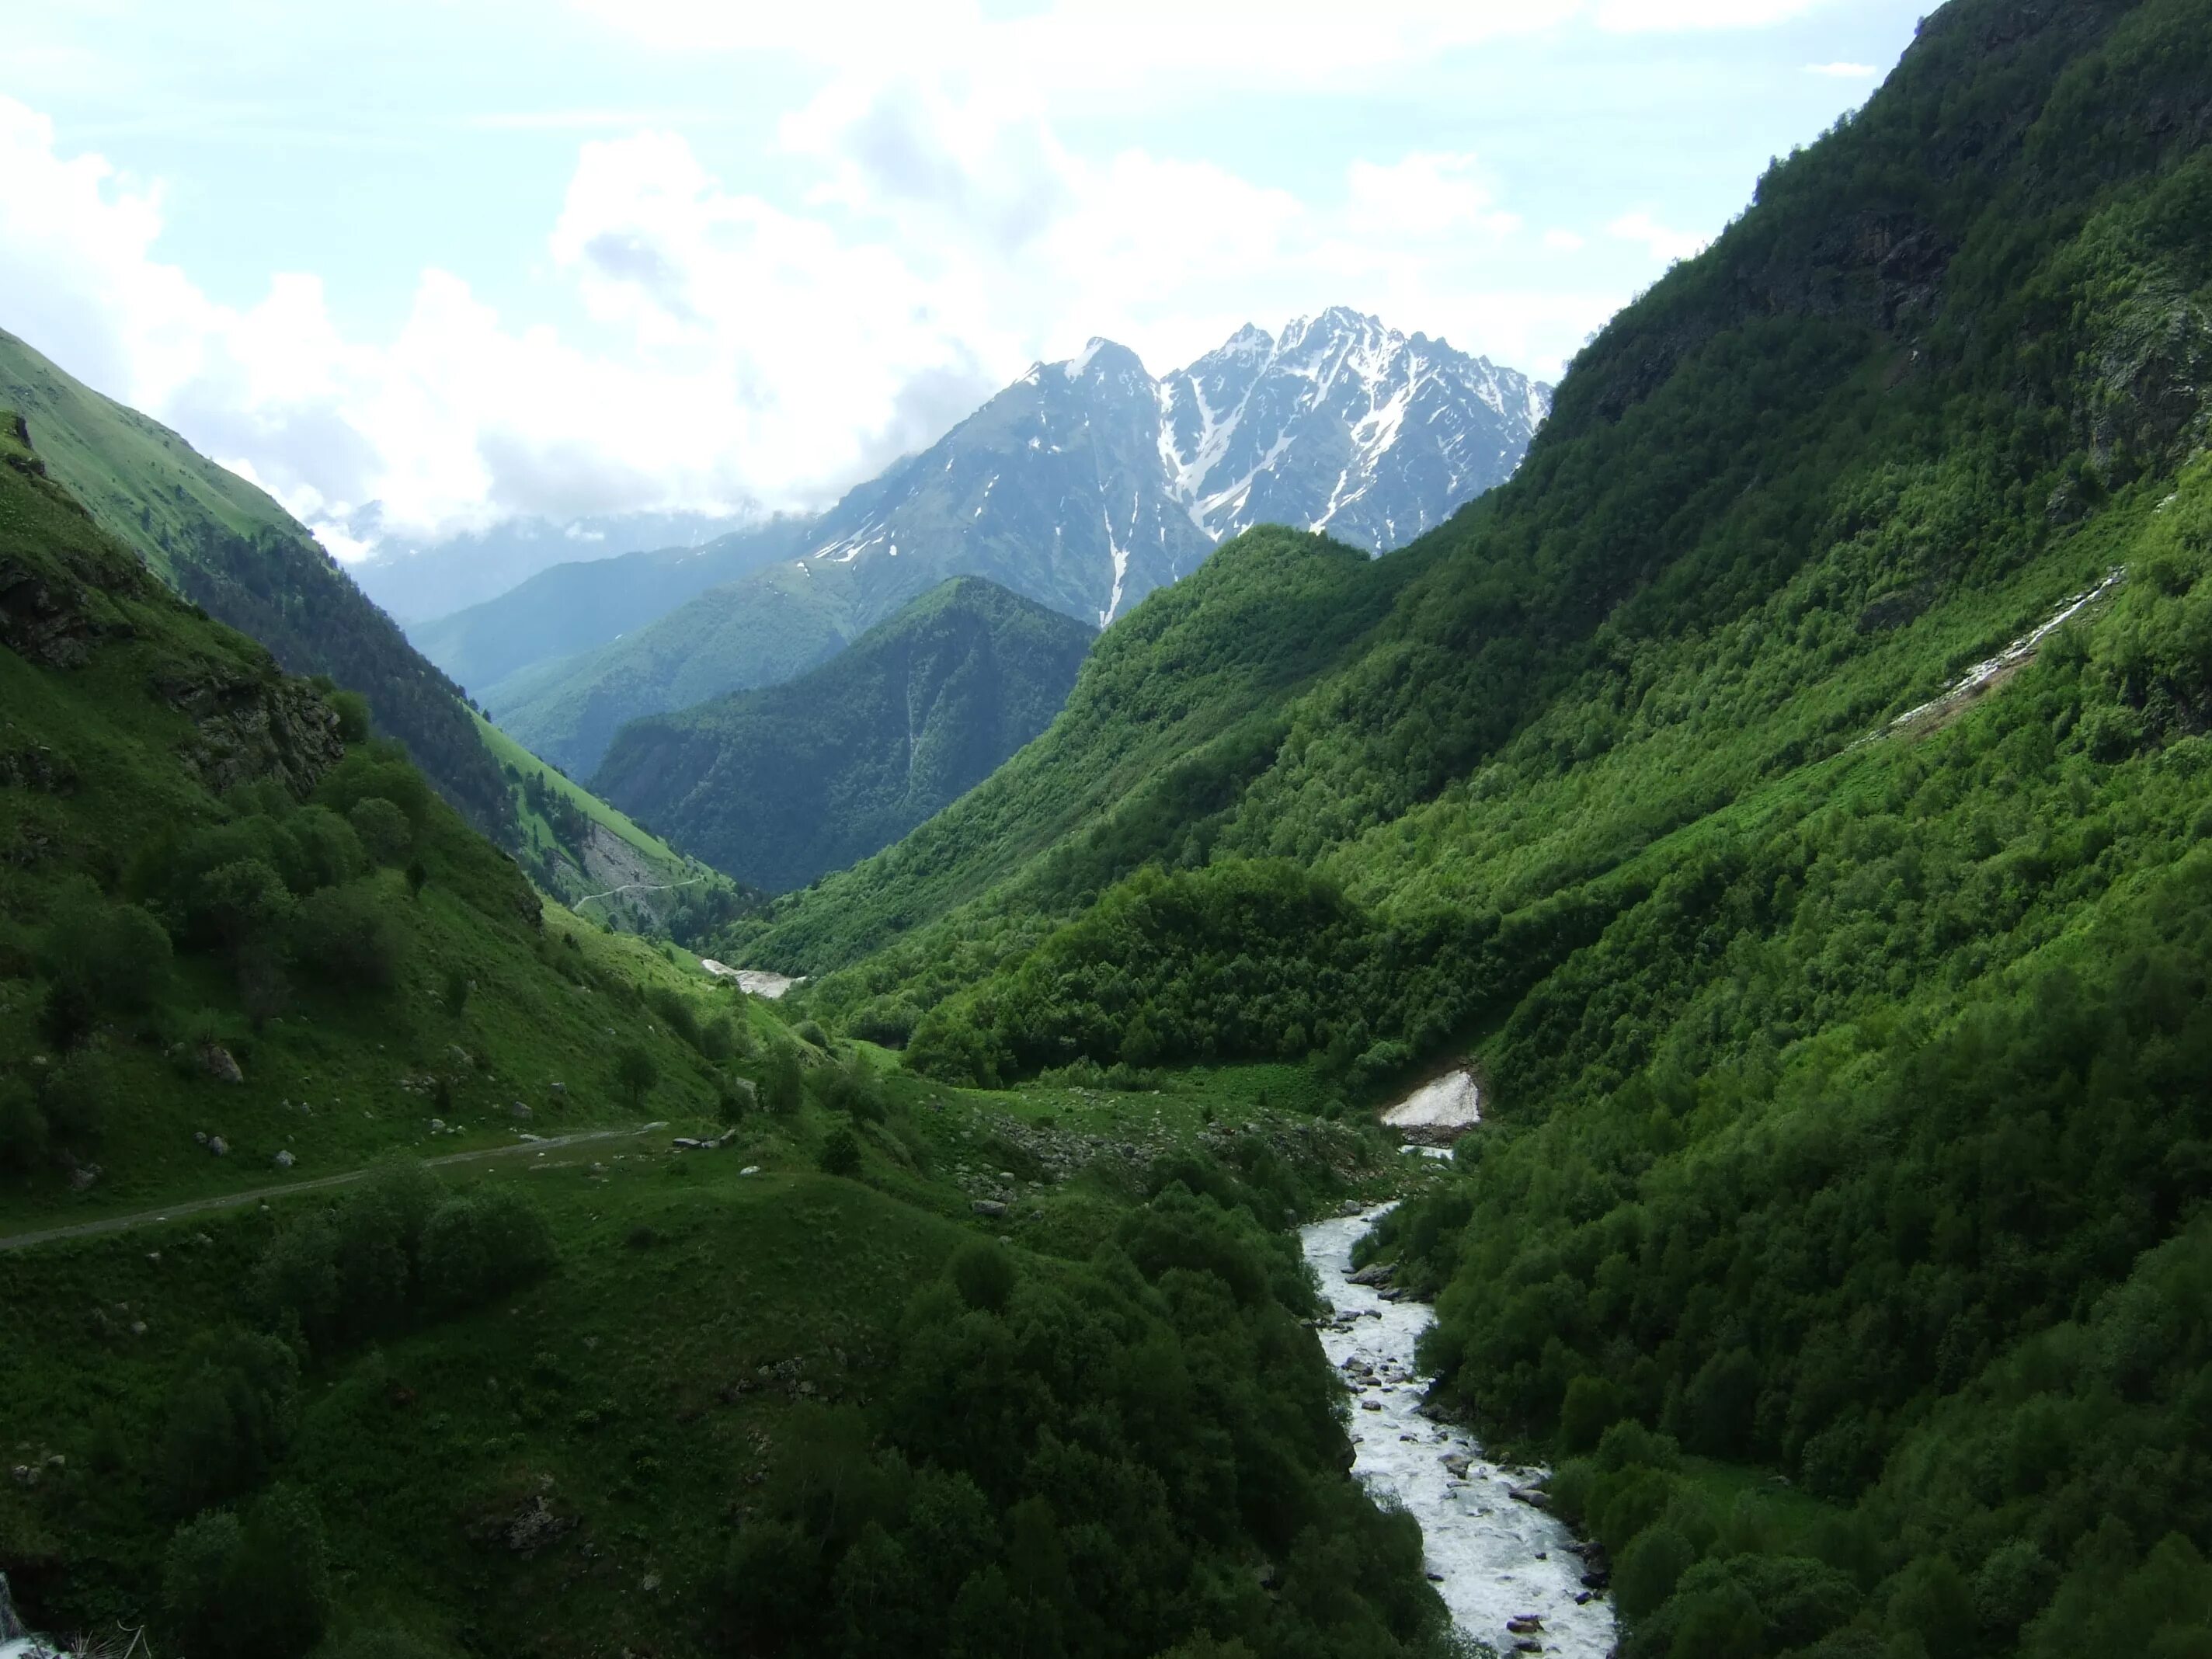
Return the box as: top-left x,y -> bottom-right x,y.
1302,1207 -> 1616,1658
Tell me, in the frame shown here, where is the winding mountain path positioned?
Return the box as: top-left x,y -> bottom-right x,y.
0,1124 -> 662,1254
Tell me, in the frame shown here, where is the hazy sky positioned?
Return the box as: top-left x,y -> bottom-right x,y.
3,0 -> 1925,552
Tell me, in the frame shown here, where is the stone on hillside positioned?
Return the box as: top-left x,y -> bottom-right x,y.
511,1101 -> 532,1120
201,1045 -> 244,1084
971,1199 -> 1009,1218
273,1150 -> 296,1169
207,1136 -> 228,1157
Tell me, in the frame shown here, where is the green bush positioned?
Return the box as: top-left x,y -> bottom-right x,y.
614,1045 -> 658,1108
344,795 -> 414,866
251,1164 -> 440,1351
159,1329 -> 301,1515
818,1126 -> 863,1178
647,986 -> 704,1050
162,1483 -> 331,1659
43,893 -> 172,1011
0,1083 -> 50,1173
419,1189 -> 556,1312
948,1241 -> 1015,1313
328,690 -> 372,745
291,883 -> 403,990
763,1049 -> 805,1117
188,857 -> 294,951
812,1057 -> 886,1122
40,1049 -> 111,1146
276,805 -> 365,894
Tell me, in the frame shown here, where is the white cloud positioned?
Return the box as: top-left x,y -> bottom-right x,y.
571,0 -> 1844,89
1,85 -> 1633,549
1543,228 -> 1588,252
1803,61 -> 1879,77
1593,0 -> 1826,28
1608,209 -> 1711,264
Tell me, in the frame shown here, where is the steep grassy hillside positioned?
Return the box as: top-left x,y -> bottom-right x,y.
739,0 -> 2212,1649
593,578 -> 1094,894
0,330 -> 513,836
0,409 -> 753,1225
409,516 -> 812,701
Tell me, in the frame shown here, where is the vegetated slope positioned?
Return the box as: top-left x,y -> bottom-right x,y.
494,311 -> 1546,778
475,715 -> 754,941
750,0 -> 2212,1649
593,578 -> 1095,894
0,409 -> 746,1221
409,515 -> 812,699
726,527 -> 1427,1013
0,410 -> 1459,1659
0,329 -> 513,836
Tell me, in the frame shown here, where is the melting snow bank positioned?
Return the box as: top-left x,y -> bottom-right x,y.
1301,1208 -> 1616,1658
699,961 -> 801,1000
1381,1069 -> 1482,1139
1876,566 -> 2127,739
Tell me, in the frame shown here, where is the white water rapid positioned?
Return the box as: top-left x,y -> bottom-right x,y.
1300,1207 -> 1617,1657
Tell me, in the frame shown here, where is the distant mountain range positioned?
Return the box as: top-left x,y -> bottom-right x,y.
457,308 -> 1549,777
351,506 -> 763,625
593,578 -> 1094,894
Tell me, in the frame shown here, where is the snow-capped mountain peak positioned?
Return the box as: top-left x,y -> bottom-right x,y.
789,311 -> 1551,628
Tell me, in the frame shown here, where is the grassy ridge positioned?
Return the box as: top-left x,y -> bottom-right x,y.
0,329 -> 514,835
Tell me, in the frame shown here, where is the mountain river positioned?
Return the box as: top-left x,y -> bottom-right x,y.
1299,1205 -> 1617,1657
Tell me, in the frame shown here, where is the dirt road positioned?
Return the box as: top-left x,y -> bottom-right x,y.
0,1124 -> 663,1254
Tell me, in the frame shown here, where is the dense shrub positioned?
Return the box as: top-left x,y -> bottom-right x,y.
418,1189 -> 557,1312
763,1049 -> 805,1117
817,1126 -> 862,1177
0,1083 -> 50,1173
291,883 -> 403,989
41,892 -> 172,1011
162,1483 -> 331,1659
719,1177 -> 1453,1658
613,1045 -> 658,1108
187,858 -> 294,951
251,1164 -> 440,1352
158,1330 -> 300,1515
346,795 -> 413,865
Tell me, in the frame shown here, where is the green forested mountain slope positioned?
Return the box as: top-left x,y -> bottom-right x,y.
488,548 -> 894,778
591,578 -> 1094,894
739,0 -> 2212,1649
728,527 -> 1427,1006
0,411 -> 1452,1659
0,329 -> 513,835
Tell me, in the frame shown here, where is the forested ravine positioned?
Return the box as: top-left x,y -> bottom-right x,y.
1304,1207 -> 1616,1658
